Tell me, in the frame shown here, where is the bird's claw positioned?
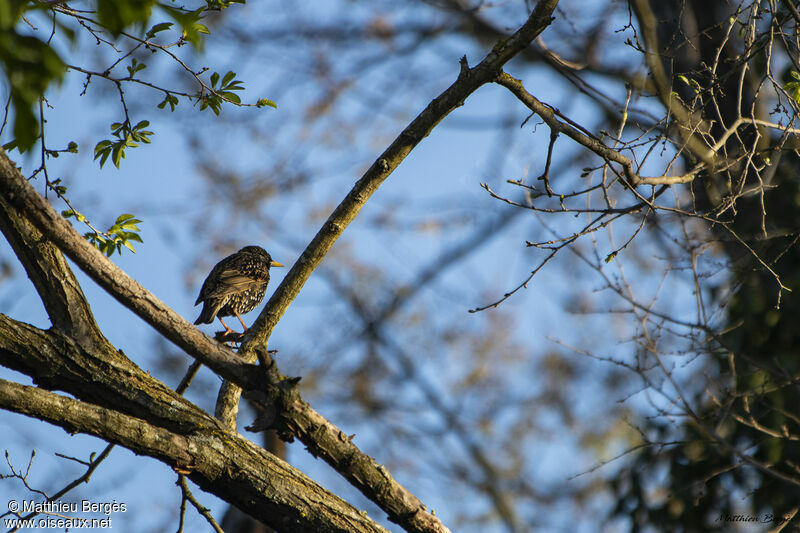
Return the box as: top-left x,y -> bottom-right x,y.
214,330 -> 245,343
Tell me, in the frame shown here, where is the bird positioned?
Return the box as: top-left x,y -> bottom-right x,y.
194,245 -> 283,336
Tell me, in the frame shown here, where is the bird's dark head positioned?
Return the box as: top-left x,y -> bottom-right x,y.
238,246 -> 284,268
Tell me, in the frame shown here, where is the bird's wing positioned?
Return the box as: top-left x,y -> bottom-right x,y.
201,269 -> 267,300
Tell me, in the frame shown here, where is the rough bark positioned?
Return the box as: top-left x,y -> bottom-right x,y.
0,377 -> 387,533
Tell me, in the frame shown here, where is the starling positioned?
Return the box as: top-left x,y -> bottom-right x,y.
194,245 -> 283,335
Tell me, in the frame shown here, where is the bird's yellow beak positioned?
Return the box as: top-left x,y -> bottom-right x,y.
270,260 -> 284,267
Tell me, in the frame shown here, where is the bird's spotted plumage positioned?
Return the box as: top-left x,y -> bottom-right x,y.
194,246 -> 283,334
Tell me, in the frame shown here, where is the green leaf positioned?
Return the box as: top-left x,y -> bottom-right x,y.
145,21 -> 173,39
206,0 -> 246,9
93,118 -> 154,169
1,31 -> 66,152
112,145 -> 124,168
10,104 -> 38,154
127,58 -> 147,76
157,93 -> 179,111
256,98 -> 277,108
677,74 -> 701,94
96,0 -> 157,36
162,6 -> 209,48
221,92 -> 241,104
210,72 -> 220,88
94,140 -> 112,155
51,178 -> 67,195
221,70 -> 236,86
785,81 -> 800,104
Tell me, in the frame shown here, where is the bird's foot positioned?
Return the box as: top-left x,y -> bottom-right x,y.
214,329 -> 245,343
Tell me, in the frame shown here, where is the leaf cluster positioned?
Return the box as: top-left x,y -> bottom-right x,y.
160,5 -> 209,48
784,70 -> 800,104
62,211 -> 144,257
0,0 -> 262,154
198,71 -> 244,115
93,121 -> 154,169
0,2 -> 68,151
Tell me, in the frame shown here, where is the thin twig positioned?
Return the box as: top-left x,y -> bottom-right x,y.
176,475 -> 224,533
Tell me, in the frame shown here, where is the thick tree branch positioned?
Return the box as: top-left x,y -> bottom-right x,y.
0,377 -> 387,533
0,313 -> 232,436
0,151 -> 450,532
0,149 -> 252,385
0,195 -> 109,352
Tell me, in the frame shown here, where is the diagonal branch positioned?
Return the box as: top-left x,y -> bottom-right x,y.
0,195 -> 109,352
495,71 -> 706,188
0,377 -> 387,533
243,0 -> 560,350
213,0 -> 559,443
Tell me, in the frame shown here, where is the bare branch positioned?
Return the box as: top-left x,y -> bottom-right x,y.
496,71 -> 708,189
0,373 -> 387,533
176,475 -> 225,533
243,0 -> 560,349
3,445 -> 114,530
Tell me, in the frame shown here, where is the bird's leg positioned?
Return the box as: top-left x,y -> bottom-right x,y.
217,316 -> 235,336
233,310 -> 248,331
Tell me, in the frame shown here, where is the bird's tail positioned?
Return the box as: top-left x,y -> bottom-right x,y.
194,302 -> 218,325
